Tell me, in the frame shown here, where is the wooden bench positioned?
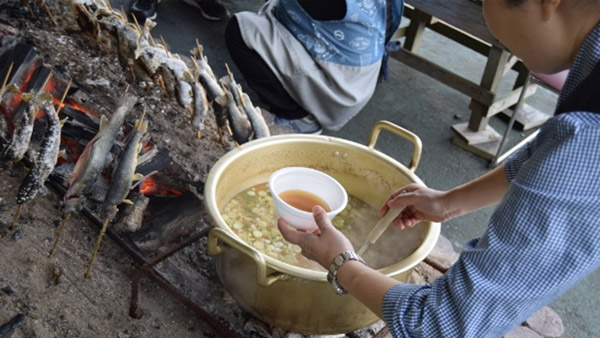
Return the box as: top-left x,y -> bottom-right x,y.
391,0 -> 549,159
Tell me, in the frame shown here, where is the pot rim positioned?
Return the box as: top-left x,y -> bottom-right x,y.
204,133 -> 441,282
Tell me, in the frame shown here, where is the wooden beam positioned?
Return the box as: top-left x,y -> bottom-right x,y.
488,83 -> 538,117
390,48 -> 495,105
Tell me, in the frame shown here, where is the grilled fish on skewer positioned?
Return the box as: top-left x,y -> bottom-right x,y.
212,99 -> 228,143
16,95 -> 63,205
176,80 -> 193,112
11,94 -> 64,229
191,82 -> 209,138
217,91 -> 252,145
219,66 -> 243,108
192,52 -> 223,101
49,93 -> 136,256
241,93 -> 270,139
0,92 -> 38,170
63,92 -> 136,213
85,113 -> 147,279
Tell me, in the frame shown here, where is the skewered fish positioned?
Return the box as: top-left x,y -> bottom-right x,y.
0,92 -> 37,170
50,92 -> 137,256
101,113 -> 147,219
212,99 -> 228,142
16,93 -> 63,205
216,91 -> 252,145
62,92 -> 137,213
191,82 -> 209,138
219,67 -> 243,108
192,51 -> 224,101
85,113 -> 147,279
241,93 -> 270,139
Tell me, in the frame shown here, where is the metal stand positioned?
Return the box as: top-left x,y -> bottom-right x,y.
489,76 -> 532,167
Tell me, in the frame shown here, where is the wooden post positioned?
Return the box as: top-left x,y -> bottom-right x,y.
467,46 -> 511,132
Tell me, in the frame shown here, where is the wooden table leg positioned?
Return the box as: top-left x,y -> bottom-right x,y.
468,46 -> 511,132
404,9 -> 432,53
451,46 -> 511,159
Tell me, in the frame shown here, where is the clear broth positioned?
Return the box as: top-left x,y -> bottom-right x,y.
279,190 -> 331,212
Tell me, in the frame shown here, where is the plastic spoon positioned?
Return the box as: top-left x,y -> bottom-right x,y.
357,206 -> 405,256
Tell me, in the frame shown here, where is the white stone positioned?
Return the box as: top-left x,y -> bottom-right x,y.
525,306 -> 564,337
504,326 -> 543,338
408,270 -> 427,285
428,234 -> 460,269
414,261 -> 443,283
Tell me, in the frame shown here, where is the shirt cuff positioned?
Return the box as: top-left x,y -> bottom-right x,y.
383,283 -> 427,337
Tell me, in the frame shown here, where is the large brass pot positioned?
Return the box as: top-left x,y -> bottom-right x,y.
204,121 -> 440,334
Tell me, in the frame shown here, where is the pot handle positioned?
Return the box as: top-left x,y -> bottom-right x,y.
367,120 -> 422,172
207,227 -> 288,287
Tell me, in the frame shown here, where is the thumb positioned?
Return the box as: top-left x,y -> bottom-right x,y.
312,205 -> 334,233
388,191 -> 414,209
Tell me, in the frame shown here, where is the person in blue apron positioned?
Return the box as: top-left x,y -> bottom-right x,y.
279,0 -> 600,336
225,0 -> 403,134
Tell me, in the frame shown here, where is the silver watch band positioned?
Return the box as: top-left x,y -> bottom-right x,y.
327,250 -> 367,296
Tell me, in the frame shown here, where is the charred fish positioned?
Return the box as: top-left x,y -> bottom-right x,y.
0,92 -> 38,170
16,94 -> 63,205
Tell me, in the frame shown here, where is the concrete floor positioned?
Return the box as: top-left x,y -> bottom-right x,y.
114,0 -> 599,336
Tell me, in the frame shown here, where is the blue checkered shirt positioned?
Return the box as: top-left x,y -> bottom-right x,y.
382,24 -> 600,337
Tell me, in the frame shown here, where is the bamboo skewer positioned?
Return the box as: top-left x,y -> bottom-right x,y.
49,212 -> 71,256
40,72 -> 53,95
40,0 -> 57,26
130,10 -> 143,35
84,217 -> 111,279
0,62 -> 14,98
159,35 -> 170,55
8,204 -> 23,231
55,79 -> 72,115
158,75 -> 167,93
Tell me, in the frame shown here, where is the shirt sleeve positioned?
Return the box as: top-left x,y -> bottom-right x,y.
382,114 -> 600,337
503,135 -> 535,182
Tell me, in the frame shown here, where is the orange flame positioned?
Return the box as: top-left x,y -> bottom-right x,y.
140,177 -> 183,197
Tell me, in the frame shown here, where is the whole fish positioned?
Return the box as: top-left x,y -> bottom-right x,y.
157,65 -> 176,95
0,92 -> 37,170
63,93 -> 136,213
216,91 -> 252,145
219,74 -> 243,108
211,98 -> 228,142
175,80 -> 193,112
101,113 -> 147,219
193,52 -> 224,101
241,93 -> 270,139
16,94 -> 63,205
191,81 -> 209,138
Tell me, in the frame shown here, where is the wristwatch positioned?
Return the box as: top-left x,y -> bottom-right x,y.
327,250 -> 367,296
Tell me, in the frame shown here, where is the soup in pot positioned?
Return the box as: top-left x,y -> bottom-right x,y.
222,183 -> 383,271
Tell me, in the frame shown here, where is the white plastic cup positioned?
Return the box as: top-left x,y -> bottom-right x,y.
269,167 -> 348,230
